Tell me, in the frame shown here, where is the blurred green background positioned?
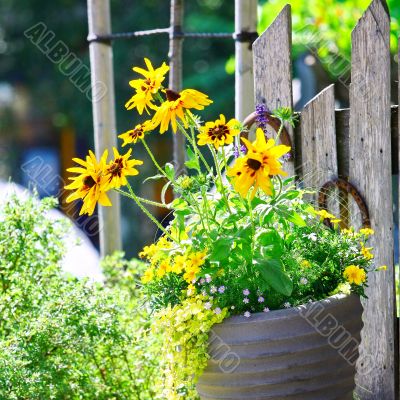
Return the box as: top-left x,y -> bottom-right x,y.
0,0 -> 398,259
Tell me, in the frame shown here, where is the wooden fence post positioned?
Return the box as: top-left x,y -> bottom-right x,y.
87,0 -> 122,257
169,0 -> 185,177
349,0 -> 395,398
235,0 -> 257,121
252,5 -> 294,176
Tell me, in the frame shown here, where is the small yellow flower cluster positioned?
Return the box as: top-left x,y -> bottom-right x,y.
343,265 -> 366,286
361,244 -> 374,260
140,239 -> 207,285
314,209 -> 341,224
153,295 -> 228,399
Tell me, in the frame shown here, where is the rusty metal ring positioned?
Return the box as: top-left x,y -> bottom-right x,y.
318,177 -> 371,228
242,111 -> 293,160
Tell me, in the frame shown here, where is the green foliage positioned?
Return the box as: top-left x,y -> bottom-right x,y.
0,195 -> 160,399
258,0 -> 399,80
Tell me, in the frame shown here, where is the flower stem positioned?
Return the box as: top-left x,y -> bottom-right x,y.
276,120 -> 284,141
125,181 -> 176,243
210,146 -> 234,218
177,120 -> 212,175
141,137 -> 169,179
114,188 -> 170,209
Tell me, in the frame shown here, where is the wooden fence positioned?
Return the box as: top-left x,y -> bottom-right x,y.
252,0 -> 398,398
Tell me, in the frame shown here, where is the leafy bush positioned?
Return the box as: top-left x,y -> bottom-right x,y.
0,194 -> 160,399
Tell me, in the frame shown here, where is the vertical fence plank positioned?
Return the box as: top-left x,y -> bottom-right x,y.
300,84 -> 337,197
252,4 -> 294,176
349,0 -> 395,398
87,0 -> 121,257
235,0 -> 257,121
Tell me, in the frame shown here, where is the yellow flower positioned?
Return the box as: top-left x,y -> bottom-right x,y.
183,265 -> 200,283
343,265 -> 366,285
141,268 -> 154,283
315,209 -> 340,222
187,284 -> 196,296
151,88 -> 212,133
187,251 -> 207,269
171,254 -> 186,274
65,150 -> 112,216
157,260 -> 169,278
341,228 -> 357,238
301,260 -> 311,268
227,128 -> 290,198
361,244 -> 374,260
377,265 -> 387,271
139,243 -> 157,259
359,228 -> 374,237
125,58 -> 169,114
197,114 -> 241,149
118,121 -> 152,147
105,147 -> 143,188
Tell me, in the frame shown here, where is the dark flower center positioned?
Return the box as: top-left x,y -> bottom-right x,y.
208,124 -> 229,141
108,158 -> 124,178
83,175 -> 96,189
166,89 -> 181,101
247,158 -> 262,171
130,127 -> 144,139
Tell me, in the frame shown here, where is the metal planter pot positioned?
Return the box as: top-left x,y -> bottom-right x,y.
197,294 -> 363,400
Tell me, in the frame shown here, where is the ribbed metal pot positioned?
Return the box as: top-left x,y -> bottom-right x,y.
197,294 -> 363,400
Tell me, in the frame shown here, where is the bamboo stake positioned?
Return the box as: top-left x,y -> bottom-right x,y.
235,0 -> 257,121
87,0 -> 121,256
169,0 -> 186,178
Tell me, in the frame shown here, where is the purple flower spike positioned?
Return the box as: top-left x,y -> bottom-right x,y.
240,144 -> 247,155
233,146 -> 240,158
255,103 -> 270,133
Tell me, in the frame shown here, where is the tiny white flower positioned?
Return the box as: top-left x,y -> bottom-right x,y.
218,286 -> 226,294
258,296 -> 265,303
204,302 -> 212,310
210,286 -> 217,294
263,307 -> 270,313
300,277 -> 308,285
200,278 -> 205,285
243,289 -> 250,296
205,274 -> 212,283
244,311 -> 251,318
231,306 -> 235,310
284,302 -> 291,308
308,233 -> 317,241
201,290 -> 207,296
243,297 -> 249,304
214,307 -> 222,315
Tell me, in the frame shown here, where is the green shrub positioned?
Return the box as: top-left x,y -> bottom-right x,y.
0,194 -> 160,399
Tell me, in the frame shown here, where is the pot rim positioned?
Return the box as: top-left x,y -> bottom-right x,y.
219,294 -> 359,326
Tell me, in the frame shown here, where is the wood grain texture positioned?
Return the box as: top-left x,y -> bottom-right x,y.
349,0 -> 395,398
300,85 -> 337,205
252,4 -> 294,176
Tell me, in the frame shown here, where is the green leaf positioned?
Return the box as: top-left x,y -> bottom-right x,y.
256,229 -> 283,258
209,237 -> 232,262
285,210 -> 307,227
164,163 -> 175,181
161,180 -> 172,204
185,146 -> 200,172
254,258 -> 293,296
143,173 -> 165,183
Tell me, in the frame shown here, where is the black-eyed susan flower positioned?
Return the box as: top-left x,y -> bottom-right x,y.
105,147 -> 143,188
151,88 -> 212,133
197,114 -> 241,149
118,121 -> 152,147
227,128 -> 290,198
125,58 -> 169,114
65,150 -> 112,216
343,265 -> 366,285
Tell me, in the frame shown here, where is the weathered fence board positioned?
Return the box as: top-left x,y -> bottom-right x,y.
300,85 -> 338,208
252,4 -> 294,176
348,0 -> 395,398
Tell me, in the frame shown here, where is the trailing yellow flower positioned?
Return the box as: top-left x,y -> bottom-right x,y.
301,260 -> 311,268
359,227 -> 374,237
197,114 -> 241,149
343,265 -> 366,285
361,244 -> 374,260
151,88 -> 212,133
183,265 -> 200,283
105,147 -> 143,188
118,121 -> 152,146
377,265 -> 387,271
157,260 -> 169,278
125,58 -> 169,114
227,128 -> 290,198
65,150 -> 112,216
139,243 -> 157,260
187,250 -> 207,269
171,254 -> 186,274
